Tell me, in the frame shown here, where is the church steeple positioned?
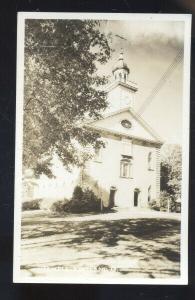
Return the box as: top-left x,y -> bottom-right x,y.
105,49 -> 137,113
112,50 -> 130,83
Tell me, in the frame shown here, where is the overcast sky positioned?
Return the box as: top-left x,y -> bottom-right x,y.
98,20 -> 185,145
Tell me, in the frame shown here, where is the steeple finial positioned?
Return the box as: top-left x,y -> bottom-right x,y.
112,49 -> 130,83
119,49 -> 124,60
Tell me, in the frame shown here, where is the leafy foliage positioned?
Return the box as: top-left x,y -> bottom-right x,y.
50,186 -> 101,214
22,199 -> 42,211
23,19 -> 112,176
72,185 -> 84,200
159,191 -> 176,212
160,144 -> 182,200
50,199 -> 69,213
148,199 -> 160,211
149,191 -> 175,212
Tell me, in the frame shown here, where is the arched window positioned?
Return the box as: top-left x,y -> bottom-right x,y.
120,157 -> 132,178
124,73 -> 127,82
148,152 -> 152,170
148,185 -> 151,202
119,73 -> 122,80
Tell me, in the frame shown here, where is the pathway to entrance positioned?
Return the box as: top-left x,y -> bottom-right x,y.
22,207 -> 181,222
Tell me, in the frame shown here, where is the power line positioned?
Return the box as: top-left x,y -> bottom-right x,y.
115,34 -> 127,41
113,35 -> 183,116
137,48 -> 183,116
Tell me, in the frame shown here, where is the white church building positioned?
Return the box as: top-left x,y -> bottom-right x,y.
23,52 -> 163,210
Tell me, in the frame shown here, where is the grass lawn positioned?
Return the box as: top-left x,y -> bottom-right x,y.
20,210 -> 180,281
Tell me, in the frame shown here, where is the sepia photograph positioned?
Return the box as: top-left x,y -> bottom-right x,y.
14,12 -> 191,284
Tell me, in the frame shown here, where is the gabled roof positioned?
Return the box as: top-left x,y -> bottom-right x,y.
85,107 -> 164,145
105,80 -> 138,93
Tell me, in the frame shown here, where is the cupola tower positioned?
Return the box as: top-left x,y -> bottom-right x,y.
106,49 -> 138,113
112,50 -> 130,83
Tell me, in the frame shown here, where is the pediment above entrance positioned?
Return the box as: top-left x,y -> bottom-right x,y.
85,108 -> 163,145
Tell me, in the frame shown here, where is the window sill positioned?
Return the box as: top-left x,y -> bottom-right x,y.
120,176 -> 133,179
148,168 -> 154,171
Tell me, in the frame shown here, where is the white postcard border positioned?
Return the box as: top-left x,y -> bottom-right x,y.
13,12 -> 191,285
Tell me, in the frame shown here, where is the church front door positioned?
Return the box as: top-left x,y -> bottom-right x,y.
134,189 -> 140,207
108,186 -> 117,208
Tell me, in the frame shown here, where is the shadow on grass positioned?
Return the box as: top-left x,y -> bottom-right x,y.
22,216 -> 180,277
155,248 -> 180,262
22,218 -> 180,244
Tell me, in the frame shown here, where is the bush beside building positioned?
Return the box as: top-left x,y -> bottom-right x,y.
51,186 -> 102,214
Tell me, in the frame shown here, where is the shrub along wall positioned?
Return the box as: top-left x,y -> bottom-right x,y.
51,186 -> 102,214
149,191 -> 176,212
22,199 -> 42,211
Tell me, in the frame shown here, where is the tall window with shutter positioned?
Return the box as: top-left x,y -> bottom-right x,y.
120,157 -> 132,178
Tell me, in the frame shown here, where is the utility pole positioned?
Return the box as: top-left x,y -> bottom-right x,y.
167,198 -> 170,213
100,192 -> 103,212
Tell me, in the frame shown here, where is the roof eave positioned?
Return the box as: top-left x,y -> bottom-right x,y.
105,80 -> 138,93
85,124 -> 164,146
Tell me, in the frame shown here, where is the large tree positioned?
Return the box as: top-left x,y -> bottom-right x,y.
23,19 -> 111,177
160,144 -> 182,199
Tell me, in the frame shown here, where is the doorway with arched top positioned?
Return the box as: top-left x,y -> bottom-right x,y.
134,188 -> 140,207
108,186 -> 117,209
